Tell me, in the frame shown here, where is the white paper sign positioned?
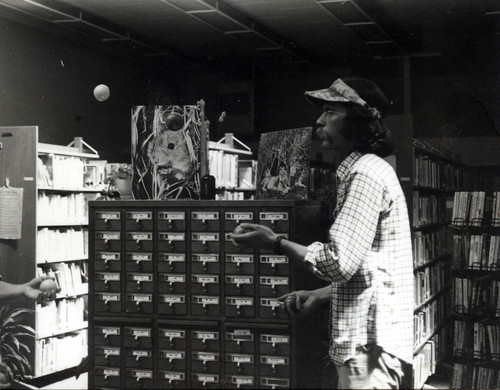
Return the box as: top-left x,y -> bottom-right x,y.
0,187 -> 23,239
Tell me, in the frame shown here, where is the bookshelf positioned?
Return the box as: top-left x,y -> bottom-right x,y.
449,176 -> 500,388
0,126 -> 100,379
411,140 -> 455,389
208,133 -> 257,200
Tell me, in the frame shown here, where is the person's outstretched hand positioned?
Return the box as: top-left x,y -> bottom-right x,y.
24,275 -> 60,302
278,290 -> 323,318
228,223 -> 278,251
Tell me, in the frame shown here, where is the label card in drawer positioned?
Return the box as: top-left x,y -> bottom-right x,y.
96,211 -> 120,220
127,294 -> 152,302
227,353 -> 254,364
102,368 -> 120,377
96,293 -> 120,302
160,329 -> 185,339
192,296 -> 219,305
131,350 -> 152,358
261,377 -> 289,387
131,370 -> 153,379
159,233 -> 185,241
96,232 -> 120,240
127,253 -> 152,261
260,255 -> 289,265
160,350 -> 185,360
192,254 -> 219,263
158,211 -> 185,220
192,275 -> 218,284
97,346 -> 120,356
160,295 -> 185,304
261,356 -> 289,366
162,371 -> 185,381
226,254 -> 253,264
226,276 -> 253,285
260,276 -> 289,286
126,211 -> 152,220
260,298 -> 281,308
226,297 -> 254,307
96,252 -> 120,260
259,212 -> 288,221
126,328 -> 151,337
193,373 -> 219,383
161,274 -> 186,283
192,331 -> 219,340
228,375 -> 254,386
192,233 -> 219,241
96,326 -> 120,335
192,211 -> 219,220
261,334 -> 290,345
226,330 -> 253,342
126,232 -> 152,241
225,212 -> 253,220
128,273 -> 153,282
96,272 -> 120,281
159,253 -> 185,262
192,351 -> 219,362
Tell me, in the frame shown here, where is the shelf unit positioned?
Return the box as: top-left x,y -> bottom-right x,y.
449,183 -> 500,388
0,126 -> 100,379
411,140 -> 456,389
208,133 -> 257,200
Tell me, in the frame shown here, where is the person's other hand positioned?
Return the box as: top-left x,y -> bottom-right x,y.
278,290 -> 322,318
227,223 -> 278,251
24,275 -> 60,302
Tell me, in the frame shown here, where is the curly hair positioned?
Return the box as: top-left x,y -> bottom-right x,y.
341,78 -> 394,158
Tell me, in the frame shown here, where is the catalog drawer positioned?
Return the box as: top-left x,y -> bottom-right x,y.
94,210 -> 121,230
157,210 -> 186,231
125,210 -> 153,231
190,210 -> 220,231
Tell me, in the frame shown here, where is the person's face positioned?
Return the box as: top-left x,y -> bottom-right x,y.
315,103 -> 352,151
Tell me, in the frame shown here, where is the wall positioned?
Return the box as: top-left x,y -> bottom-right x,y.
0,18 -> 222,163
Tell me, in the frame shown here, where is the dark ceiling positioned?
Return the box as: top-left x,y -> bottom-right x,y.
0,0 -> 499,73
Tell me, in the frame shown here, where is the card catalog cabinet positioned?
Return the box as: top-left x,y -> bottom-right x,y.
88,200 -> 325,389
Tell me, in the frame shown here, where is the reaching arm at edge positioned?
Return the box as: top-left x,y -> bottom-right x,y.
0,281 -> 30,302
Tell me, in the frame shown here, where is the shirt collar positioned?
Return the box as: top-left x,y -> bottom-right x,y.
336,151 -> 364,183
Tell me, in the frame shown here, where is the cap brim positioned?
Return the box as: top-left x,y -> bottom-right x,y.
304,89 -> 352,107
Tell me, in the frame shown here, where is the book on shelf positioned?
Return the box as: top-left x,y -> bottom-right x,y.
209,150 -> 257,191
453,278 -> 500,315
238,159 -> 257,189
40,154 -> 86,189
35,330 -> 87,377
492,192 -> 500,226
452,191 -> 494,226
452,233 -> 500,271
37,157 -> 53,187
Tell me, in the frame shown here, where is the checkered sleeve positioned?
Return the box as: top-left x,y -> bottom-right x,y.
305,171 -> 384,283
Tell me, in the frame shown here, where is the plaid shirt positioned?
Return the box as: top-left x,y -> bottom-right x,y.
305,151 -> 413,365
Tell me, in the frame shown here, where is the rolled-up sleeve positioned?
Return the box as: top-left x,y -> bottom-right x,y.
305,171 -> 384,283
